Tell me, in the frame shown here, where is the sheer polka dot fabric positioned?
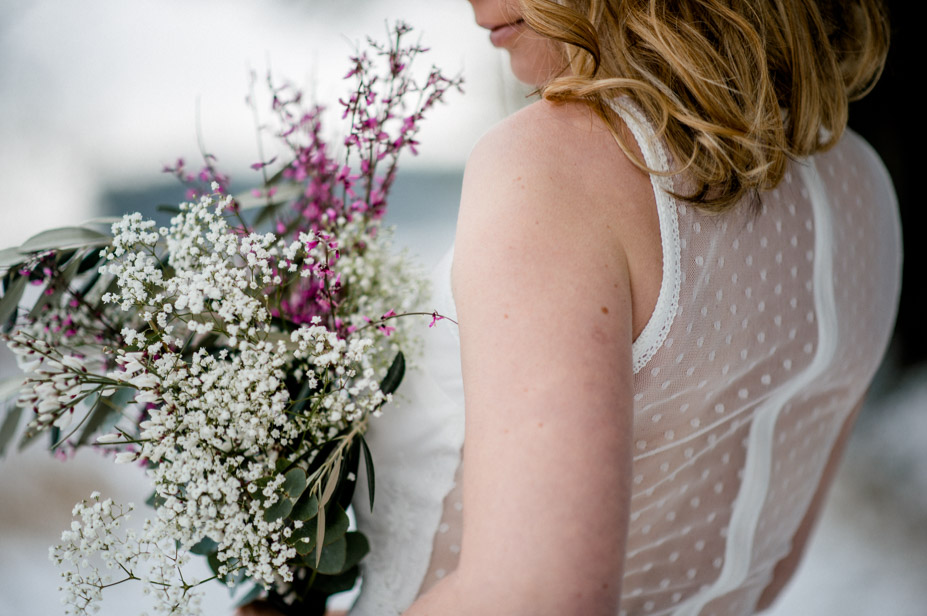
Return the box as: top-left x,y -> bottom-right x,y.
416,130 -> 900,615
352,110 -> 901,616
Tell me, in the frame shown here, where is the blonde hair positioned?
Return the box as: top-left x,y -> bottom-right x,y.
520,0 -> 890,211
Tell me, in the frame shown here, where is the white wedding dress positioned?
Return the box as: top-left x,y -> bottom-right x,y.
350,101 -> 902,616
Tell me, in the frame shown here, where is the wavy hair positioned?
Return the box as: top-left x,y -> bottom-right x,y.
520,0 -> 890,211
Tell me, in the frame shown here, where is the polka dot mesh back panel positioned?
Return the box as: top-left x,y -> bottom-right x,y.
351,101 -> 902,616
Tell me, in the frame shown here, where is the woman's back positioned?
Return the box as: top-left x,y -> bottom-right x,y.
619,113 -> 901,614
352,100 -> 901,615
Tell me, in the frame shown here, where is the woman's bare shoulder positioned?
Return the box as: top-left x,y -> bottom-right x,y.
455,98 -> 662,339
462,98 -> 653,229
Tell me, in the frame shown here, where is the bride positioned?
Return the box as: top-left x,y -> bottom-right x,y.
245,0 -> 899,614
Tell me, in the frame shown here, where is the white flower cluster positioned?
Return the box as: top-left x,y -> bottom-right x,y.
137,339 -> 296,586
50,493 -> 205,616
22,186 -> 426,614
55,325 -> 390,599
331,218 -> 426,371
290,319 -> 391,427
100,190 -> 290,347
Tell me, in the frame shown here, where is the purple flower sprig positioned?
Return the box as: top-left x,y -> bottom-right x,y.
338,21 -> 464,219
264,21 -> 463,235
243,22 -> 461,330
162,156 -> 231,203
155,22 -> 460,337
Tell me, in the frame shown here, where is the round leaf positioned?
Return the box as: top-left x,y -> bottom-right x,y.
263,497 -> 294,523
283,467 -> 308,500
314,536 -> 346,575
341,532 -> 370,572
291,493 -> 320,522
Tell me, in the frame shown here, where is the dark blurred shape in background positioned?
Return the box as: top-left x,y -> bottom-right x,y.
849,0 -> 923,370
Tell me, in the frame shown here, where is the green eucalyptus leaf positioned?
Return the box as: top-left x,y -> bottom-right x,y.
283,467 -> 308,500
30,251 -> 84,319
227,567 -> 247,590
291,492 -> 320,522
145,491 -> 167,510
19,227 -> 111,253
79,216 -> 122,227
341,532 -> 370,572
252,476 -> 272,499
76,397 -> 119,446
263,497 -> 294,523
303,565 -> 359,595
207,551 -> 227,586
379,351 -> 405,396
76,249 -> 105,275
314,536 -> 347,575
0,405 -> 24,457
274,457 -> 291,474
156,204 -> 182,215
292,502 -> 350,557
292,525 -> 317,555
314,500 -> 326,564
320,453 -> 342,508
77,389 -> 132,447
359,434 -> 376,512
0,248 -> 24,269
321,504 -> 350,546
190,536 -> 219,556
233,584 -> 263,607
0,275 -> 27,324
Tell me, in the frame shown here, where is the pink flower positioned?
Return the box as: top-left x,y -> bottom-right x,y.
250,156 -> 277,171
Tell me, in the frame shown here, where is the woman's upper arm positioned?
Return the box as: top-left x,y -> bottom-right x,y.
442,103 -> 639,615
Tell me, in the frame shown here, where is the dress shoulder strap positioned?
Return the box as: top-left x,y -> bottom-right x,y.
607,98 -> 682,375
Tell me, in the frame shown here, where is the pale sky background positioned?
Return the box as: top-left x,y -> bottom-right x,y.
0,0 -> 528,249
0,2 -> 925,615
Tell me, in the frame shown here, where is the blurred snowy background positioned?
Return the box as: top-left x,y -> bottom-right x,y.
0,1 -> 924,615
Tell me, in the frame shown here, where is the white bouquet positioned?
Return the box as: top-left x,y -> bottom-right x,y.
0,22 -> 461,616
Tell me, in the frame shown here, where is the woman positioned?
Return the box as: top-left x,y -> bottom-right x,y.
246,0 -> 900,614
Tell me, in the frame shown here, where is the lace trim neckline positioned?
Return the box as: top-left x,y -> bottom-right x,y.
608,98 -> 681,375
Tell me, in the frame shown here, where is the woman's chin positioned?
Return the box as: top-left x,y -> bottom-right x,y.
505,42 -> 566,88
508,55 -> 556,87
